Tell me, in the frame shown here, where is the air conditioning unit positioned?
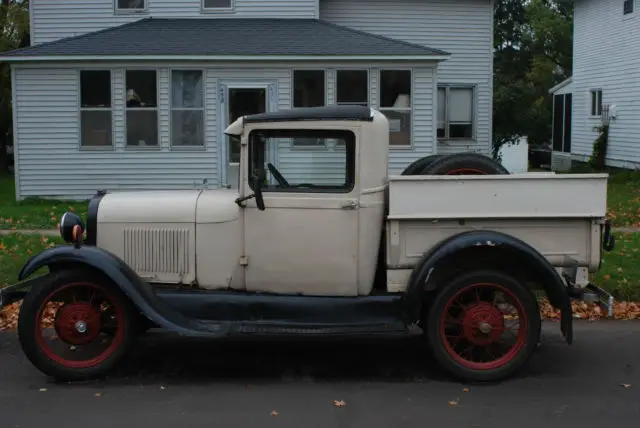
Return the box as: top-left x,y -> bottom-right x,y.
551,151 -> 572,172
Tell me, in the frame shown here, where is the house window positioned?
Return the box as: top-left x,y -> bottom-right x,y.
624,0 -> 634,15
336,70 -> 369,106
80,70 -> 112,147
437,86 -> 474,139
590,89 -> 603,116
293,70 -> 325,108
116,0 -> 145,11
171,70 -> 205,147
379,70 -> 412,146
292,70 -> 326,147
125,70 -> 158,147
203,0 -> 232,10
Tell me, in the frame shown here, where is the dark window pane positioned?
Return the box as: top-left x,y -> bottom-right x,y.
80,70 -> 111,107
337,70 -> 368,105
204,0 -> 231,8
171,110 -> 204,146
449,124 -> 473,139
81,111 -> 112,147
380,70 -> 411,108
126,110 -> 158,146
126,70 -> 157,107
293,70 -> 325,107
117,0 -> 145,9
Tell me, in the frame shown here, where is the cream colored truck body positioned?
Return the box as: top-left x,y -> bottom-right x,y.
94,109 -> 608,296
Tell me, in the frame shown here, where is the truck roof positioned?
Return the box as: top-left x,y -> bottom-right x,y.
243,105 -> 375,124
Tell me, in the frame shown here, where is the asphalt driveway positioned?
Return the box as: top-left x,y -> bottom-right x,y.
1,321 -> 640,428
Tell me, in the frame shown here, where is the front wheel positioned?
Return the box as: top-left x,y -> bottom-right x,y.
18,269 -> 139,381
426,270 -> 541,383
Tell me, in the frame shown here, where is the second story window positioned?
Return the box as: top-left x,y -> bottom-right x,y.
624,0 -> 634,15
116,0 -> 146,12
203,0 -> 233,10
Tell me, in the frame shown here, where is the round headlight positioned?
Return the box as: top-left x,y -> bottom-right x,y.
59,212 -> 85,244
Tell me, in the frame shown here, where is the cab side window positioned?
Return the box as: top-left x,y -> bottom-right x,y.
248,129 -> 355,193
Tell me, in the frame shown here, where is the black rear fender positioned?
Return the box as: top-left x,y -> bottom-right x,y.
18,245 -> 202,335
403,230 -> 573,344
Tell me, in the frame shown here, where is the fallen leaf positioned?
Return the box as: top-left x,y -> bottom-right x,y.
333,400 -> 346,408
462,388 -> 470,393
160,386 -> 166,390
448,399 -> 459,406
270,410 -> 279,417
94,393 -> 101,397
621,383 -> 632,389
39,388 -> 47,392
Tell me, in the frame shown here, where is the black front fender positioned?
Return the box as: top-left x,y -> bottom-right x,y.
403,230 -> 573,344
18,245 -> 218,336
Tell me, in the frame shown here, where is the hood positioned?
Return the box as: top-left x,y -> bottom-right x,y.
96,189 -> 241,224
97,190 -> 202,224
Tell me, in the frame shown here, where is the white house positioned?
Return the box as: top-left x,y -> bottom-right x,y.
1,0 -> 495,200
550,0 -> 640,170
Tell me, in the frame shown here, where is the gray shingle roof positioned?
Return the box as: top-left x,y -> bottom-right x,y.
2,18 -> 449,59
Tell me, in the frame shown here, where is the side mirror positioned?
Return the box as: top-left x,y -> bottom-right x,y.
252,169 -> 266,211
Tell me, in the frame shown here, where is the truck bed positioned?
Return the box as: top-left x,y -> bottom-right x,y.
384,173 -> 609,293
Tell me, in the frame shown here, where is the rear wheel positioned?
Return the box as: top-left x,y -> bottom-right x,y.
426,270 -> 540,383
421,153 -> 509,175
18,270 -> 139,381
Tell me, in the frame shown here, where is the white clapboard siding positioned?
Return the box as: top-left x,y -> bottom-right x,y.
571,0 -> 640,168
320,0 -> 493,160
31,0 -> 319,44
13,61 -> 439,199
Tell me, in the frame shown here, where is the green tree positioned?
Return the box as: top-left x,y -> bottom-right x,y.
0,0 -> 29,172
492,0 -> 573,157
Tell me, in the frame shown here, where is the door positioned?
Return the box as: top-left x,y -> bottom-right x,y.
243,128 -> 360,297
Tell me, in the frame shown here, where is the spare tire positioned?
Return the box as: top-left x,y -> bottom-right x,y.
421,153 -> 509,175
401,155 -> 444,175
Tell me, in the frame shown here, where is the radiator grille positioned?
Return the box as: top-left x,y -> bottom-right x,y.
123,228 -> 191,275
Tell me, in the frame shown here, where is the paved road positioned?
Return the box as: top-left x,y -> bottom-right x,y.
1,321 -> 640,428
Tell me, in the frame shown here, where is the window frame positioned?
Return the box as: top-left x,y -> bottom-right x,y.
78,69 -> 114,150
336,69 -> 370,107
124,68 -> 160,149
437,84 -> 476,141
114,0 -> 147,14
590,89 -> 603,117
169,68 -> 206,149
201,0 -> 234,13
624,0 -> 635,15
378,68 -> 414,148
247,129 -> 356,194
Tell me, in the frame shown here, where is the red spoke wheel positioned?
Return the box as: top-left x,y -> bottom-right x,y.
426,270 -> 541,383
18,270 -> 139,381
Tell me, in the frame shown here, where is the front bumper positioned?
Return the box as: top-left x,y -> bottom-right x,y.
0,277 -> 45,310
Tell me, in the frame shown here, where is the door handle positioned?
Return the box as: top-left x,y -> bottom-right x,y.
340,200 -> 359,210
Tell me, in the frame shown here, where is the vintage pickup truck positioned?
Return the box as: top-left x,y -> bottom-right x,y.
1,106 -> 615,383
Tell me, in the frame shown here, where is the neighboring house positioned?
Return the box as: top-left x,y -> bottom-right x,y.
1,0 -> 494,200
550,0 -> 640,170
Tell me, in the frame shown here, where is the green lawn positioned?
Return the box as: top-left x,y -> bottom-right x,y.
0,233 -> 63,288
0,173 -> 88,230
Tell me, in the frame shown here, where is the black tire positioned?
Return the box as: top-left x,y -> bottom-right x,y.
422,153 -> 509,175
426,270 -> 541,383
401,155 -> 444,175
18,269 -> 139,382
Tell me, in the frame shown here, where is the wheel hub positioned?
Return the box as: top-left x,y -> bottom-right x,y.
461,302 -> 505,346
54,302 -> 102,345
